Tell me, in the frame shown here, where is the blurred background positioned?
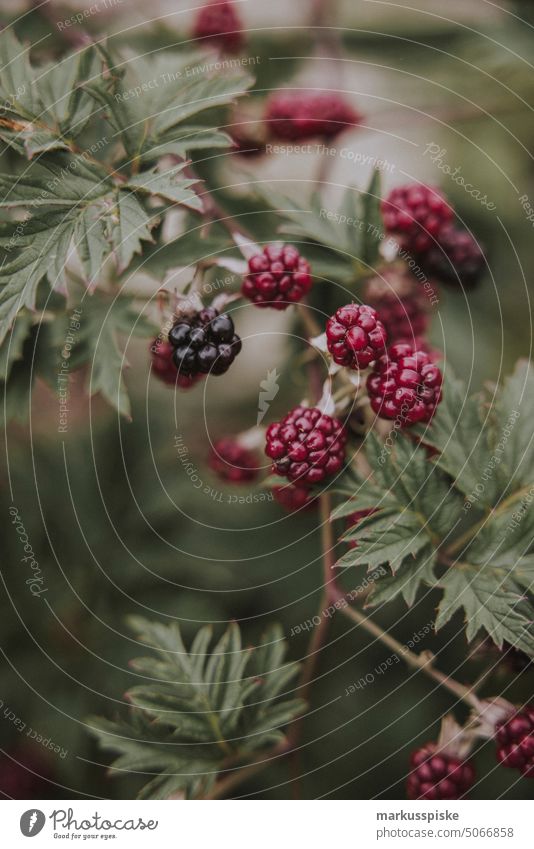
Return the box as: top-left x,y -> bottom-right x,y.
1,0 -> 534,800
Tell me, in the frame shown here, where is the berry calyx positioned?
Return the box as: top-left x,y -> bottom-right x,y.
326,303 -> 387,369
407,743 -> 476,800
364,268 -> 431,344
421,225 -> 485,288
265,406 -> 347,486
168,308 -> 241,378
367,342 -> 443,425
273,483 -> 317,512
150,338 -> 200,389
208,438 -> 259,484
381,184 -> 453,254
265,92 -> 362,141
495,705 -> 534,778
242,244 -> 313,310
192,0 -> 244,52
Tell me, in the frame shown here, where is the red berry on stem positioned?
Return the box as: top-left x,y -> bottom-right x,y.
265,406 -> 347,486
242,244 -> 313,310
209,438 -> 259,484
381,184 -> 453,253
366,342 -> 443,426
326,303 -> 387,369
265,92 -> 362,141
407,743 -> 476,800
193,0 -> 244,52
495,705 -> 534,778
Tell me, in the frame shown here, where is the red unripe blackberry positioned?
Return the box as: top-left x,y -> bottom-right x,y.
367,342 -> 443,425
381,184 -> 453,253
265,406 -> 347,486
422,226 -> 485,288
495,706 -> 534,778
242,244 -> 313,310
150,338 -> 200,389
193,1 -> 244,52
364,268 -> 431,344
273,483 -> 317,512
407,743 -> 476,800
265,92 -> 362,141
209,438 -> 259,484
168,308 -> 241,378
326,303 -> 387,369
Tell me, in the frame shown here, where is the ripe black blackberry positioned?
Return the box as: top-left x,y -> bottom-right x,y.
326,303 -> 387,369
265,406 -> 347,486
495,705 -> 534,778
407,743 -> 476,800
168,308 -> 241,378
421,225 -> 485,288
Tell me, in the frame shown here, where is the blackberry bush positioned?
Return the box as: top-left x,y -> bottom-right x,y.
2,11 -> 531,809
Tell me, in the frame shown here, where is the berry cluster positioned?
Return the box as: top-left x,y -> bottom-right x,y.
265,406 -> 347,486
326,304 -> 387,369
407,743 -> 476,800
168,308 -> 241,378
209,438 -> 259,484
265,92 -> 362,141
367,342 -> 443,425
364,268 -> 431,345
381,183 -> 485,288
193,0 -> 244,52
495,706 -> 534,778
242,244 -> 313,309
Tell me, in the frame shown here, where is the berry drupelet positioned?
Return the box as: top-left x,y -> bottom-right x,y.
367,342 -> 443,425
421,225 -> 485,288
150,339 -> 199,389
265,406 -> 347,486
407,743 -> 476,800
192,0 -> 244,52
265,92 -> 362,141
209,438 -> 259,484
168,308 -> 241,378
242,244 -> 313,309
381,184 -> 453,254
495,705 -> 534,778
364,268 -> 431,344
326,303 -> 387,369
